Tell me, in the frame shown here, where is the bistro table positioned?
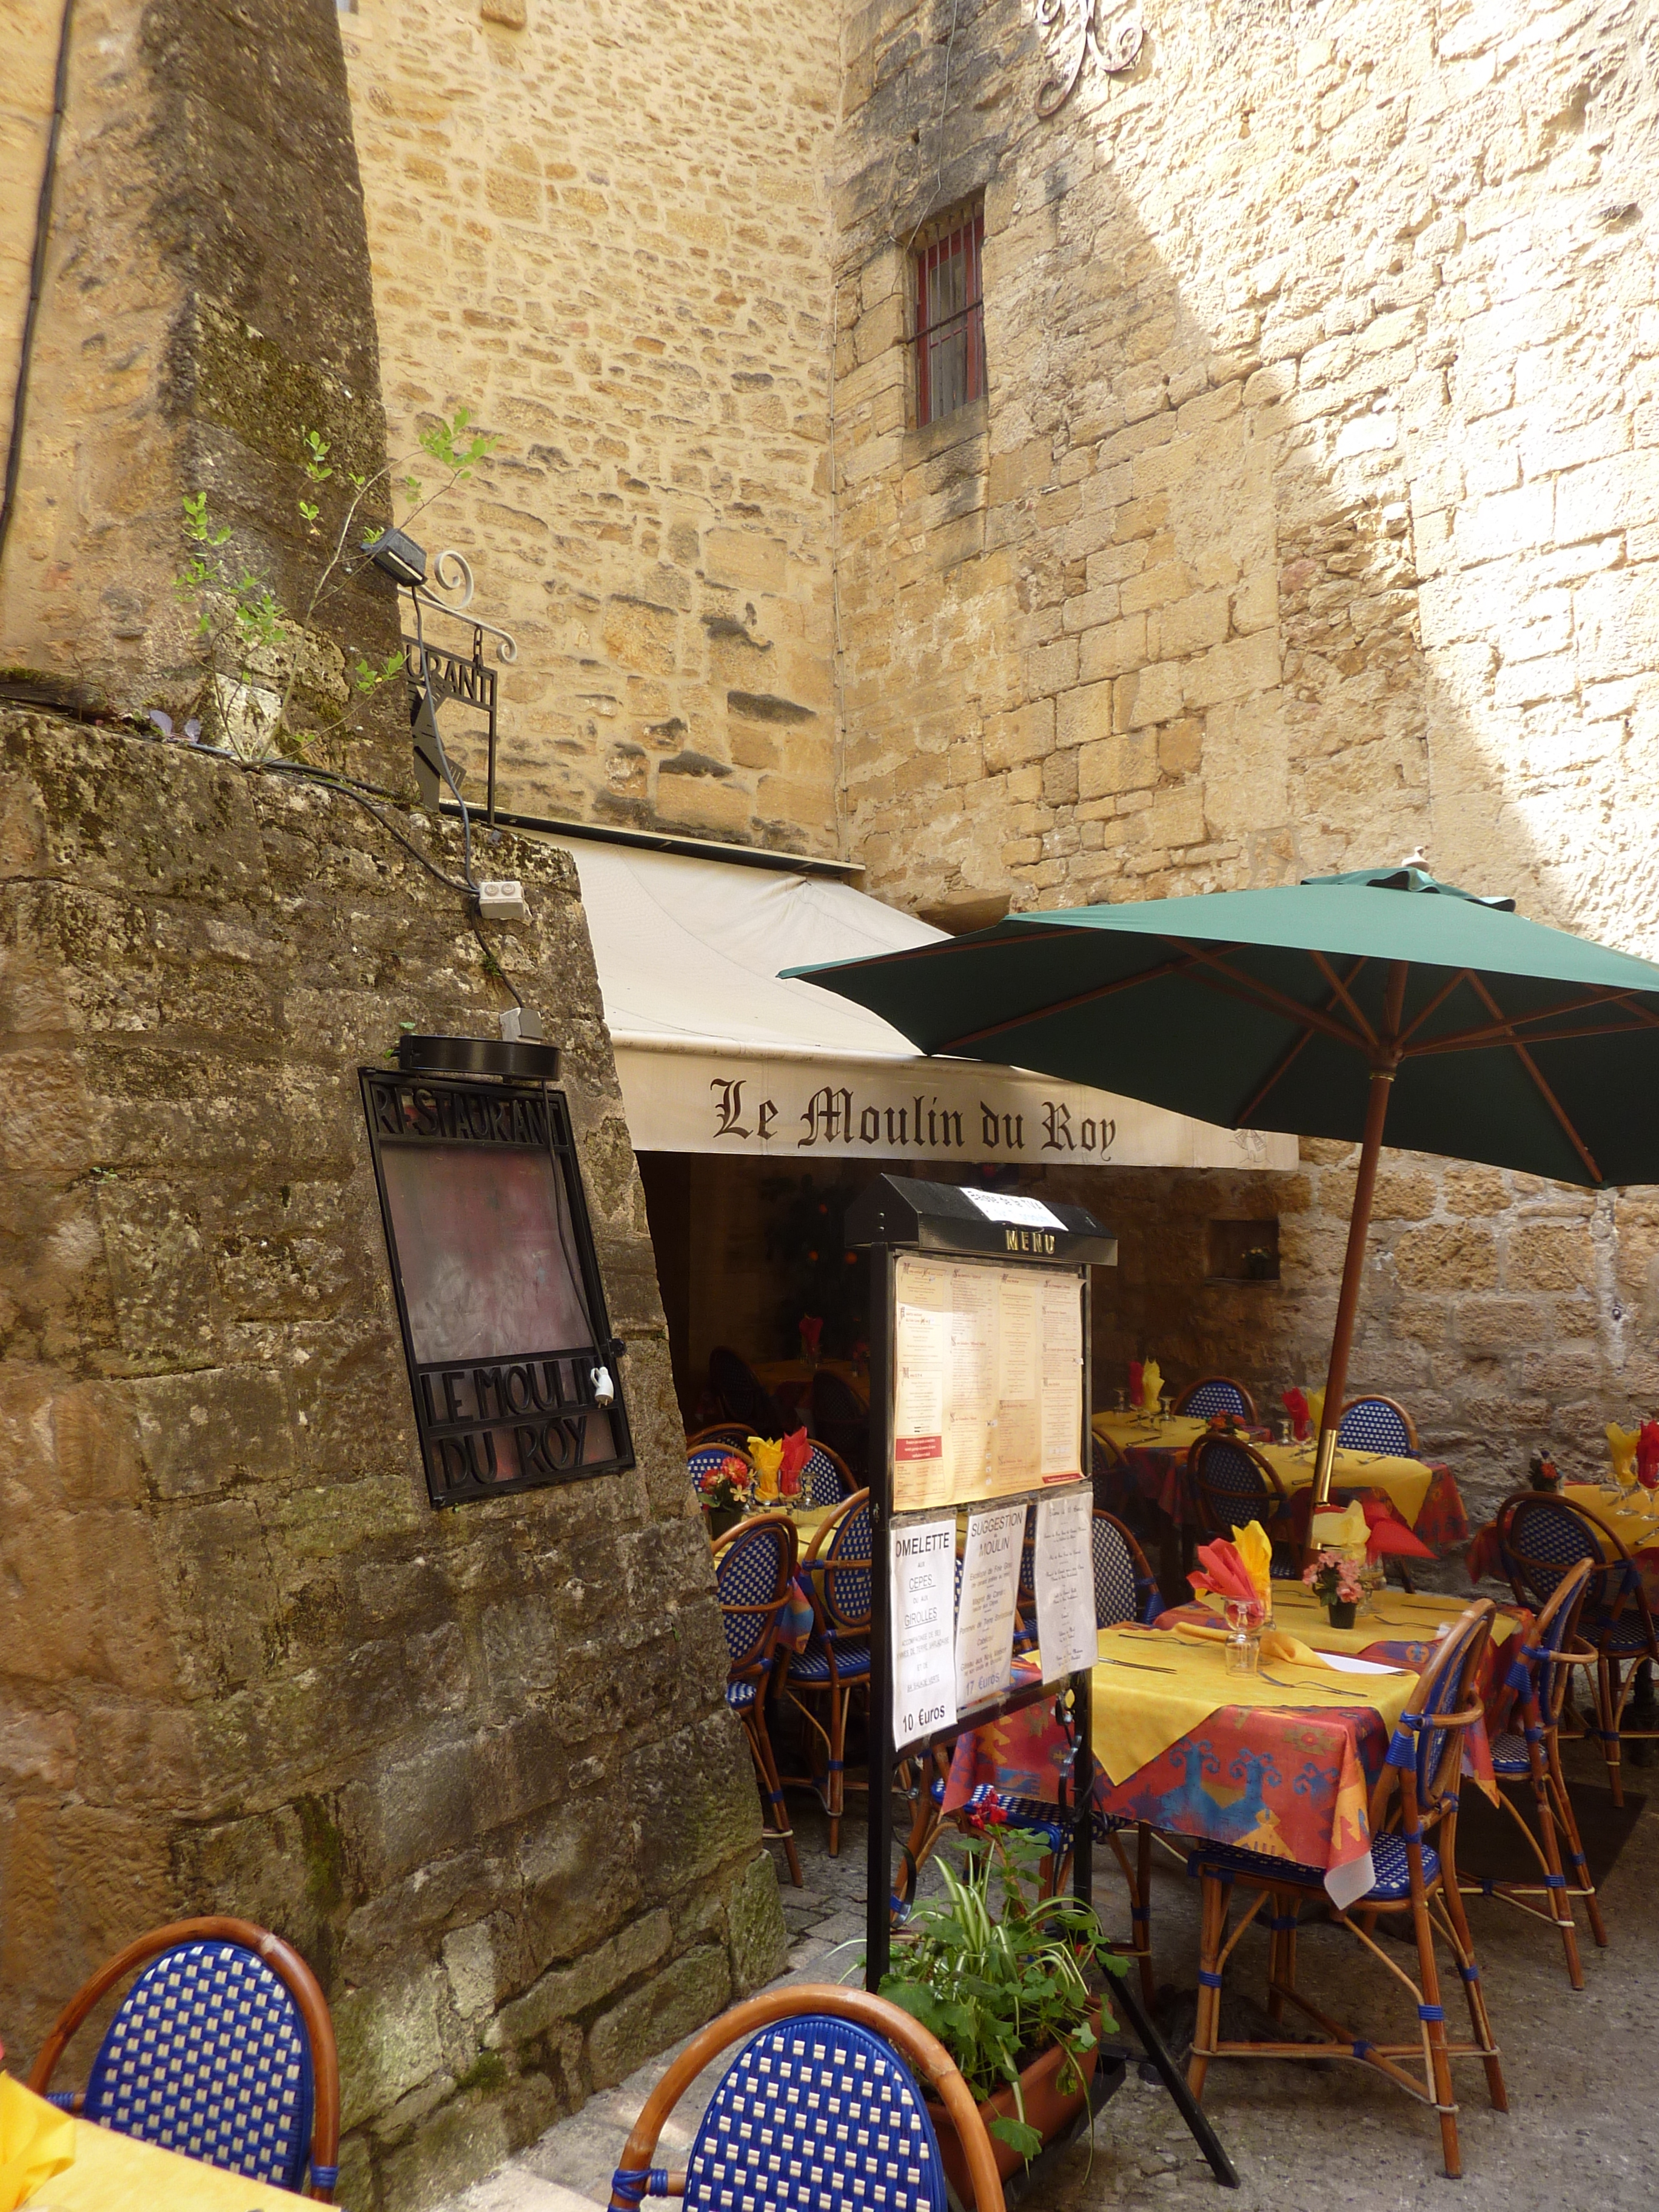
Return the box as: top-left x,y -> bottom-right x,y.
945,1615 -> 1496,1909
1467,1480 -> 1659,1604
1092,1412 -> 1470,1557
752,1357 -> 870,1419
18,2108 -> 303,2211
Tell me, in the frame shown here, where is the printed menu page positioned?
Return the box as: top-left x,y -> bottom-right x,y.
954,1502 -> 1025,1711
891,1253 -> 1085,1507
891,1518 -> 958,1748
1034,1487 -> 1096,1681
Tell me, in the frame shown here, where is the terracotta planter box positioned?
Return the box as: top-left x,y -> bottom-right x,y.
924,2007 -> 1101,2204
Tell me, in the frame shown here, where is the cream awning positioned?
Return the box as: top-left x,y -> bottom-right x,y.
548,837 -> 1295,1171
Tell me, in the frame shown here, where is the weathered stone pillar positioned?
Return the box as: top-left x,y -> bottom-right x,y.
0,0 -> 401,782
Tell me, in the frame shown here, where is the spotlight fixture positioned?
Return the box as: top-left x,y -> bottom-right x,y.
365,527 -> 427,587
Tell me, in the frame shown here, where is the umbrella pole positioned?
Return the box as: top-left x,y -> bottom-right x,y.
1312,1060 -> 1398,1508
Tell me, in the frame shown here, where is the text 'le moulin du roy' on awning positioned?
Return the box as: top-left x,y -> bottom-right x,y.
546,837 -> 1293,1174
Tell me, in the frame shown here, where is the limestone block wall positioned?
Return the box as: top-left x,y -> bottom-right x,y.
0,708 -> 784,2212
831,0 -> 1659,1490
338,0 -> 843,852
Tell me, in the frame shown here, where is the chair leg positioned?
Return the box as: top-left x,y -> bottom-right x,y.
1136,1820 -> 1156,2006
1407,1888 -> 1461,2178
1599,1656 -> 1625,1807
1438,1868 -> 1506,2116
827,1684 -> 846,1857
1547,1751 -> 1608,1949
745,1707 -> 802,1888
1522,1747 -> 1583,1989
1187,1874 -> 1225,2102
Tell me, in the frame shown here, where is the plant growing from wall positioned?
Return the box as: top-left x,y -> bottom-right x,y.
171,410 -> 494,766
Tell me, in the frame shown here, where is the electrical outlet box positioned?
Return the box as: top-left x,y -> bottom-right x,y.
478,879 -> 528,920
498,1007 -> 545,1042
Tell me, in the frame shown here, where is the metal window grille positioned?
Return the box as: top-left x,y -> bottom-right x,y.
914,211 -> 985,426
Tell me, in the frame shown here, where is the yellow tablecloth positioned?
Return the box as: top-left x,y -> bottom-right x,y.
1091,1621 -> 1417,1785
1092,1412 -> 1209,1461
1561,1482 -> 1659,1555
1259,1442 -> 1433,1524
1204,1582 -> 1520,1654
22,2113 -> 301,2211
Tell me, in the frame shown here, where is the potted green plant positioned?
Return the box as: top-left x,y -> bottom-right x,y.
1302,1546 -> 1362,1628
879,1812 -> 1126,2196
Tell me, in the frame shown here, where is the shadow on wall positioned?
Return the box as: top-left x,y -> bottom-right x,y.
829,0 -> 1659,1501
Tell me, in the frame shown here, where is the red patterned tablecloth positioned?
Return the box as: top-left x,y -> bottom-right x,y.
945,1636 -> 1495,1909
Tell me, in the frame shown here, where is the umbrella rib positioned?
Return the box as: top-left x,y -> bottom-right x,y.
1234,954 -> 1370,1125
1309,951 -> 1376,1047
1467,975 -> 1603,1184
1397,968 -> 1473,1048
926,947 -> 1207,1053
1409,1013 -> 1659,1056
1171,942 -> 1372,1051
1399,984 -> 1659,1056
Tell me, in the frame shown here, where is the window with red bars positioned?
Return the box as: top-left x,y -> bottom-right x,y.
914,207 -> 985,427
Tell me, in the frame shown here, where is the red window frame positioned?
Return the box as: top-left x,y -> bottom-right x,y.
914,210 -> 985,427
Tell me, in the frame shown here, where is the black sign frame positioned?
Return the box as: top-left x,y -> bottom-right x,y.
360,1067 -> 634,1507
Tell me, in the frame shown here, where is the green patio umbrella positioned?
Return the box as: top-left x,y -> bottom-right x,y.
787,865 -> 1659,1503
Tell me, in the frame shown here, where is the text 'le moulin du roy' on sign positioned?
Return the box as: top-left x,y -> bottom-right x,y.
710,1078 -> 1119,1158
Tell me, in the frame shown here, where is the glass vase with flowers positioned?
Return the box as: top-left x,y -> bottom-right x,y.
697,1453 -> 755,1537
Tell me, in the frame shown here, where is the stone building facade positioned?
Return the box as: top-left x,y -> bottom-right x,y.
826,0 -> 1659,1509
337,0 -> 843,850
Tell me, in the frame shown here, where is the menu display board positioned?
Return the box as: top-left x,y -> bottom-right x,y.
891,1255 -> 1084,1510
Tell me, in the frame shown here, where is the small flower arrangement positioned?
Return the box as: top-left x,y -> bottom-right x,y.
697,1454 -> 754,1513
1302,1546 -> 1363,1621
1205,1410 -> 1245,1436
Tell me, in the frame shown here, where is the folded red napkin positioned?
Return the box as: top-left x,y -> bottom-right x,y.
1129,1361 -> 1144,1408
1360,1497 -> 1434,1561
1188,1538 -> 1261,1607
1282,1387 -> 1309,1442
1639,1421 -> 1659,1489
779,1427 -> 810,1497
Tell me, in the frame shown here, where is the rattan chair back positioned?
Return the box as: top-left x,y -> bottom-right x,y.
1338,1394 -> 1418,1455
1174,1376 -> 1258,1423
27,1917 -> 341,2200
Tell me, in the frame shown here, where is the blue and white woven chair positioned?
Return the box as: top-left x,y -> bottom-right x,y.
1337,1395 -> 1419,1457
1458,1554 -> 1607,1986
714,1512 -> 803,1888
1187,1434 -> 1292,1556
799,1438 -> 854,1508
782,1491 -> 873,1855
1492,1487 -> 1659,1808
1185,1602 -> 1506,2179
27,1917 -> 340,2199
1173,1376 -> 1258,1424
607,1986 -> 1003,2212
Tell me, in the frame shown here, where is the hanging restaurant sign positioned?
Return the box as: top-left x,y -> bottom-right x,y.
360,1066 -> 633,1507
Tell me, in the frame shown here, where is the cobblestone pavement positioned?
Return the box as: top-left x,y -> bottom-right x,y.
437,1741 -> 1659,2212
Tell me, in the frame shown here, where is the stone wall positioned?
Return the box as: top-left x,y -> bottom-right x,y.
0,0 -> 401,759
338,0 -> 843,852
830,0 -> 1659,1490
0,707 -> 784,2210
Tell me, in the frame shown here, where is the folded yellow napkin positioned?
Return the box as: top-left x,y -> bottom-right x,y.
1232,1520 -> 1272,1606
1307,1386 -> 1326,1435
1311,1499 -> 1368,1552
0,2075 -> 76,2211
1141,1359 -> 1163,1411
748,1435 -> 783,1500
1608,1423 -> 1639,1481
